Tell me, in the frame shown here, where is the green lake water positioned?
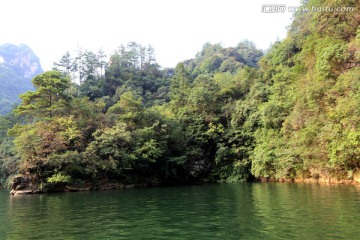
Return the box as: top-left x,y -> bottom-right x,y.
0,183 -> 359,239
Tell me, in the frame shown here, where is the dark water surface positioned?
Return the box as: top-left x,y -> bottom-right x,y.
1,183 -> 359,239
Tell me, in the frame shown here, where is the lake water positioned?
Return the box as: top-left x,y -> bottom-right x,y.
0,183 -> 359,239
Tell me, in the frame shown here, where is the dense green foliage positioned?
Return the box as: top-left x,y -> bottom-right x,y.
1,0 -> 359,187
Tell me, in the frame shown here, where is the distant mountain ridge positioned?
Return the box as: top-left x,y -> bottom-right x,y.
0,43 -> 43,115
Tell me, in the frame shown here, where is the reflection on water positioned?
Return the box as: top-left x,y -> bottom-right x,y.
1,183 -> 360,239
251,183 -> 360,239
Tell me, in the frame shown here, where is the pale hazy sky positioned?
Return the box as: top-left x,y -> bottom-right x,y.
0,0 -> 301,70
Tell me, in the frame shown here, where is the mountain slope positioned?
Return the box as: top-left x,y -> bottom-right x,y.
0,43 -> 43,115
250,0 -> 360,180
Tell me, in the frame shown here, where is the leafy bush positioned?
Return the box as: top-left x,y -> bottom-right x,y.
47,173 -> 72,184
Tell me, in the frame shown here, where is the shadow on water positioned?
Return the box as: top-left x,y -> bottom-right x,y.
1,183 -> 360,239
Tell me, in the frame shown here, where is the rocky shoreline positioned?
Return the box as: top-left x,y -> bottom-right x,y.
9,174 -> 152,196
10,183 -> 150,195
8,172 -> 360,196
259,170 -> 360,185
259,177 -> 360,185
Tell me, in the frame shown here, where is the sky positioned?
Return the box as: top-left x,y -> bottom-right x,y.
0,0 -> 301,70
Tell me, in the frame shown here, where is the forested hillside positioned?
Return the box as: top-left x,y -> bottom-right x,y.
0,44 -> 43,115
1,0 -> 359,191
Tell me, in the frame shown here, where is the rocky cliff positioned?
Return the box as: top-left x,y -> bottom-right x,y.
0,43 -> 43,115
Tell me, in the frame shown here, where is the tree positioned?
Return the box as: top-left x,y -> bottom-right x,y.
97,48 -> 108,78
10,116 -> 82,174
146,45 -> 156,65
16,70 -> 71,119
53,51 -> 74,77
170,63 -> 191,111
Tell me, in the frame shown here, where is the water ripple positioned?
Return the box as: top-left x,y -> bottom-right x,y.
1,183 -> 360,239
